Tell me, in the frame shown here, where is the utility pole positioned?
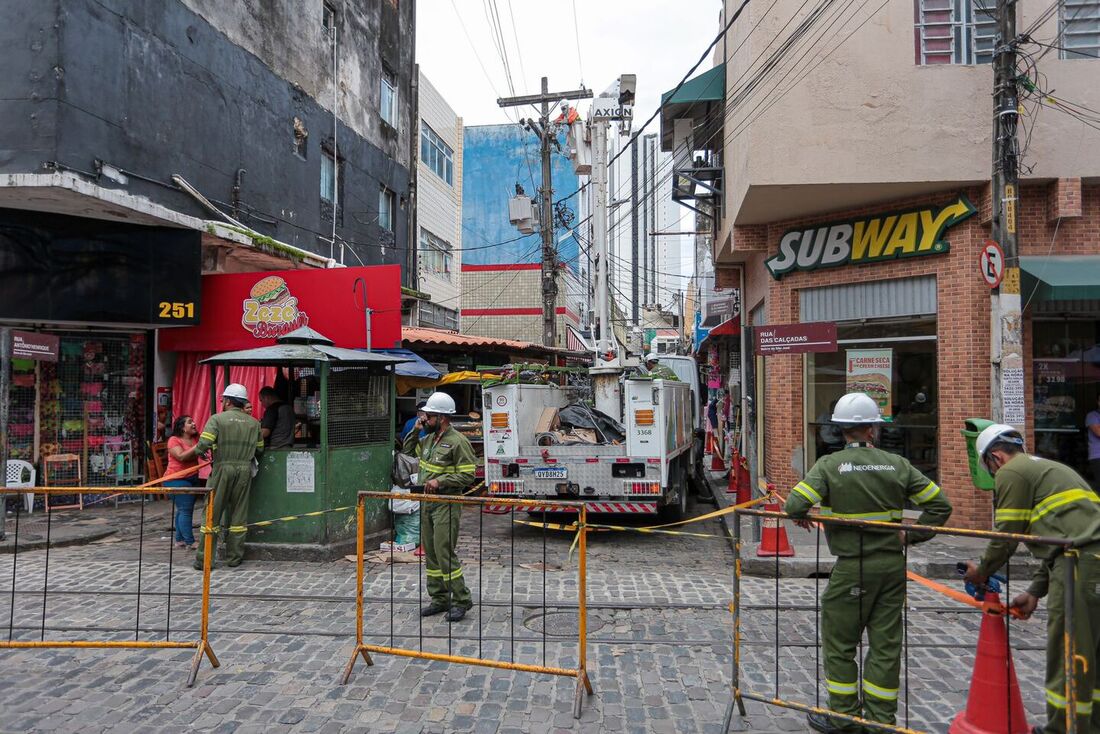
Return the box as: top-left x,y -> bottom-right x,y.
990,0 -> 1023,426
498,78 -> 592,347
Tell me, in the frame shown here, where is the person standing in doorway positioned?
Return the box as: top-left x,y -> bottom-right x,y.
165,415 -> 201,550
1086,394 -> 1100,488
402,391 -> 477,622
179,384 -> 264,570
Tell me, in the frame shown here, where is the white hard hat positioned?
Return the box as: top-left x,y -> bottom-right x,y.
645,352 -> 659,363
223,383 -> 249,401
976,423 -> 1024,459
423,391 -> 456,415
831,392 -> 884,424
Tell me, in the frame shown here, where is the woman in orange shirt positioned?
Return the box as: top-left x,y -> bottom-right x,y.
166,415 -> 200,549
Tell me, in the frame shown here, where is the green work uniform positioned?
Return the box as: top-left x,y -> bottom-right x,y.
976,454 -> 1100,733
194,407 -> 264,568
403,424 -> 477,610
647,364 -> 679,381
785,442 -> 952,729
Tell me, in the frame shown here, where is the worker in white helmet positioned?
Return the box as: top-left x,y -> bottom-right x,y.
644,352 -> 679,381
402,391 -> 477,622
179,383 -> 264,570
785,392 -> 951,733
963,423 -> 1100,734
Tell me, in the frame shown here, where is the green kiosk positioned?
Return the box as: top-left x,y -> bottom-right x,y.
202,327 -> 407,560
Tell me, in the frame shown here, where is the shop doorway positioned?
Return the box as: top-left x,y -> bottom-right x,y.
1032,318 -> 1100,483
805,318 -> 938,481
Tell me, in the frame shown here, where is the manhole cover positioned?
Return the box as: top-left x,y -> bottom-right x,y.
523,610 -> 605,637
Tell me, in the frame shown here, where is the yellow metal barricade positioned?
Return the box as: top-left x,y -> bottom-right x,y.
342,491 -> 595,718
1,485 -> 220,687
726,508 -> 1080,734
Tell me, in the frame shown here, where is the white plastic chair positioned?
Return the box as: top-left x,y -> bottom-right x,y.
5,459 -> 37,514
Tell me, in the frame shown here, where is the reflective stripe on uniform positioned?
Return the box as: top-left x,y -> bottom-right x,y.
440,568 -> 464,581
792,482 -> 822,504
994,508 -> 1031,523
200,525 -> 220,534
425,568 -> 444,577
420,460 -> 477,474
911,482 -> 941,505
228,525 -> 248,534
862,679 -> 899,701
1094,689 -> 1100,702
200,432 -> 216,442
819,507 -> 902,522
825,679 -> 858,696
1046,688 -> 1093,715
1031,489 -> 1100,523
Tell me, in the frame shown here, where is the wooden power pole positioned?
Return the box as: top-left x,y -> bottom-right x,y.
498,78 -> 591,347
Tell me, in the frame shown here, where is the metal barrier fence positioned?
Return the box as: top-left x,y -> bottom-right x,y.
341,491 -> 595,718
1,486 -> 219,687
725,508 -> 1079,734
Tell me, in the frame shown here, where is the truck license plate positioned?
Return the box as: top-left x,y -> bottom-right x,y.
533,467 -> 567,480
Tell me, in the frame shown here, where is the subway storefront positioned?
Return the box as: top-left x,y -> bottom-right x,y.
741,182 -> 1100,528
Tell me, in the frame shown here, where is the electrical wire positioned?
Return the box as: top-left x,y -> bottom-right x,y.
571,0 -> 585,85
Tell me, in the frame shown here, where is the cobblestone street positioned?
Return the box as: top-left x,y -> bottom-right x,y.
0,498 -> 1053,733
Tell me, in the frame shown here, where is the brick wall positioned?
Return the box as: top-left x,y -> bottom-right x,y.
748,183 -> 1100,529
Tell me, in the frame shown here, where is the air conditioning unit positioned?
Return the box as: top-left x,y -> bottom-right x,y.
509,195 -> 537,234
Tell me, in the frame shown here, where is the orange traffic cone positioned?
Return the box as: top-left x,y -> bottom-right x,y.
756,497 -> 794,557
711,448 -> 726,472
728,452 -> 752,504
948,591 -> 1030,734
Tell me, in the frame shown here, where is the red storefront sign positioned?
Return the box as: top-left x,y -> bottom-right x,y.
159,265 -> 401,351
753,322 -> 838,356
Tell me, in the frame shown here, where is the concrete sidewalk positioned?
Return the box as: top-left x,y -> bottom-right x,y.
703,468 -> 1039,579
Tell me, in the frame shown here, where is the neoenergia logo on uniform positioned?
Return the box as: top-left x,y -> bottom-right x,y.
765,197 -> 977,279
838,462 -> 897,474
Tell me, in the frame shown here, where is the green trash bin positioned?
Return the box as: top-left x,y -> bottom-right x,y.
961,418 -> 997,490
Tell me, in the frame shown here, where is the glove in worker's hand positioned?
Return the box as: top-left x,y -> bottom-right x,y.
962,561 -> 985,585
1010,591 -> 1039,620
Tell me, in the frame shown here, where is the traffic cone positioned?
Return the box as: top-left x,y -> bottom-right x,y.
756,497 -> 794,557
711,448 -> 726,472
729,452 -> 752,504
948,591 -> 1030,734
728,450 -> 740,494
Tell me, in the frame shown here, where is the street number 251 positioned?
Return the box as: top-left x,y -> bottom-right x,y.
159,301 -> 195,319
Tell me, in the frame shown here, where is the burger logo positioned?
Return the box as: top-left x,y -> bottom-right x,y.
242,276 -> 309,338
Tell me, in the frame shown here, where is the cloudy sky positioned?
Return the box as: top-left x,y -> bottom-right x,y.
415,0 -> 719,290
415,0 -> 722,127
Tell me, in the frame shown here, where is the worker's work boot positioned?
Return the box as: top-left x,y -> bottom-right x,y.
806,712 -> 847,733
420,602 -> 447,617
445,606 -> 467,622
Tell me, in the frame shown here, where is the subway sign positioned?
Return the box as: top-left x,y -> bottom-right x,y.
765,197 -> 977,280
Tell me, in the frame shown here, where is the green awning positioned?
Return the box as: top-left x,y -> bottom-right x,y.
661,65 -> 725,106
1021,256 -> 1100,301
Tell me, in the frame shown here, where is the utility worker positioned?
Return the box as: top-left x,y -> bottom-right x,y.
181,383 -> 264,570
402,391 -> 477,622
784,392 -> 952,733
963,424 -> 1100,734
644,353 -> 679,381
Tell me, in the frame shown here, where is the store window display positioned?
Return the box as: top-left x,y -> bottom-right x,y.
806,319 -> 938,480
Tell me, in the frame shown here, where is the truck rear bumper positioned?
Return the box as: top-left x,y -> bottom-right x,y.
483,501 -> 659,514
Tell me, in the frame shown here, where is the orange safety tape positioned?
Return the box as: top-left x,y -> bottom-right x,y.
905,570 -> 1025,619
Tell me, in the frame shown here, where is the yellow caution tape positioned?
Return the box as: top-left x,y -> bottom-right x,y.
246,505 -> 356,529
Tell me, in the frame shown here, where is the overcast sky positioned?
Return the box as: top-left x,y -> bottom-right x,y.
415,0 -> 722,128
415,1 -> 718,290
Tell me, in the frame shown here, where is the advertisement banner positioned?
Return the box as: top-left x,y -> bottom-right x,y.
158,265 -> 402,352
846,349 -> 894,420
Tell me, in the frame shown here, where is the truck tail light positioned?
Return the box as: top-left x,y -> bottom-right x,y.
490,480 -> 522,495
490,412 -> 509,428
624,481 -> 661,495
634,409 -> 654,426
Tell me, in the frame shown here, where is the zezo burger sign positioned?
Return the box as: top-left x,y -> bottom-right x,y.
765,197 -> 977,279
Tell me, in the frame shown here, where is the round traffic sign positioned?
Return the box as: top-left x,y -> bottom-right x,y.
980,240 -> 1005,289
